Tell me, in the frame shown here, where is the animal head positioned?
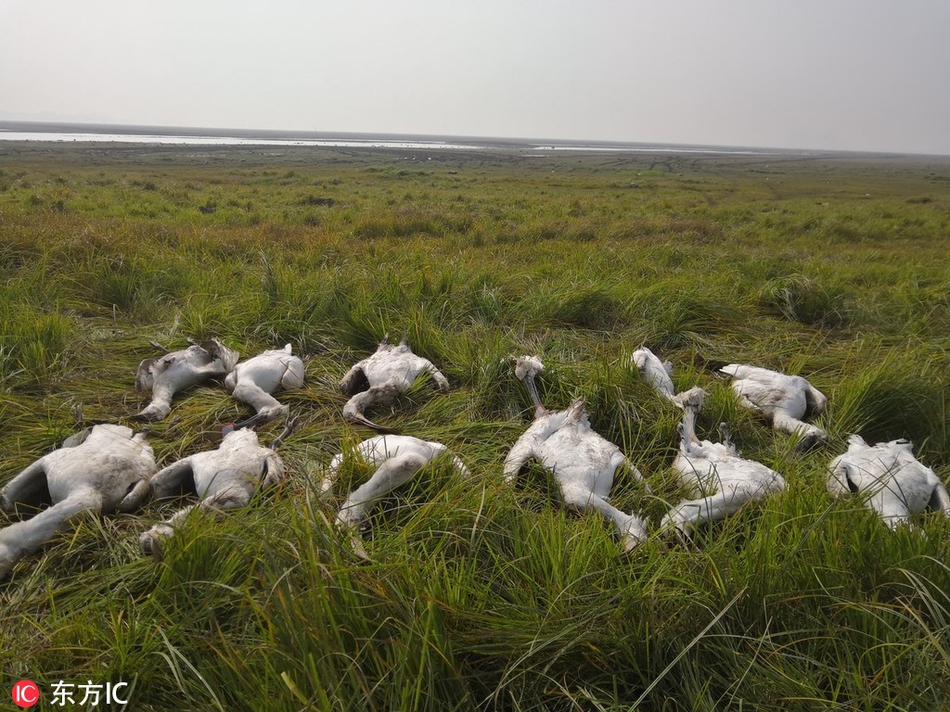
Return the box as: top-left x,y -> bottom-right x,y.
514,355 -> 544,381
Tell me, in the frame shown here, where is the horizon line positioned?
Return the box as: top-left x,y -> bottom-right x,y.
0,119 -> 945,158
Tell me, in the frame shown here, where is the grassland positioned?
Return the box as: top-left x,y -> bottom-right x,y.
1,140 -> 949,711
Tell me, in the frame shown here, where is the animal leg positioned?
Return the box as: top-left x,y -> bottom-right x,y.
139,503 -> 196,557
149,459 -> 196,500
619,456 -> 650,496
929,482 -> 950,517
805,383 -> 828,415
139,486 -> 255,557
0,490 -> 103,577
114,479 -> 150,513
560,484 -> 649,551
661,484 -> 773,538
422,360 -> 450,391
449,454 -> 470,478
336,453 -> 426,529
135,356 -> 159,392
134,385 -> 175,422
0,460 -> 49,514
738,395 -> 764,415
232,382 -> 286,426
280,359 -> 306,391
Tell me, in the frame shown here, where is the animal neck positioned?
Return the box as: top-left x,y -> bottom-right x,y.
678,407 -> 701,452
521,375 -> 547,419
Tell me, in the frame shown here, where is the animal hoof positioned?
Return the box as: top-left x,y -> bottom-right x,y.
621,533 -> 645,554
139,529 -> 170,560
659,514 -> 693,546
793,432 -> 824,453
348,535 -> 371,562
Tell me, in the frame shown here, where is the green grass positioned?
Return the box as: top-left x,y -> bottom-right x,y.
1,143 -> 949,710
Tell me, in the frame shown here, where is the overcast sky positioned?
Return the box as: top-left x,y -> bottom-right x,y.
2,1 -> 948,154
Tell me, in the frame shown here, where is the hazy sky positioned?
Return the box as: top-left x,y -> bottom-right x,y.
2,1 -> 949,154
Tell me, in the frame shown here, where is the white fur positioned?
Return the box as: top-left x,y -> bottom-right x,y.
139,427 -> 285,555
135,338 -> 239,421
324,435 -> 467,556
225,344 -> 304,426
339,337 -> 449,430
720,363 -> 827,446
828,435 -> 950,528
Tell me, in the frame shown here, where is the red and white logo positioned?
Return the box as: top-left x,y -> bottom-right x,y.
12,680 -> 40,708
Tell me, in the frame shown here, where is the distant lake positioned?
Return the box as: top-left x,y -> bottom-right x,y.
0,123 -> 794,156
0,130 -> 489,151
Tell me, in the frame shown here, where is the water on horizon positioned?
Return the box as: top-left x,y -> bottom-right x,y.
0,124 -> 794,156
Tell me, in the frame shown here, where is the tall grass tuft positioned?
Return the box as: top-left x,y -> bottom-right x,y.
830,342 -> 948,460
757,274 -> 853,328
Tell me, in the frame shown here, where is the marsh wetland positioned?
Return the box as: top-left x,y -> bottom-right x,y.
1,139 -> 949,710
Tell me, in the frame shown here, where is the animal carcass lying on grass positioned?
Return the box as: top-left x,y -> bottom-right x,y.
503,356 -> 649,552
225,344 -> 305,427
1,424 -> 155,577
827,435 -> 950,529
322,434 -> 468,557
662,396 -> 785,540
139,420 -> 294,557
720,363 -> 827,450
134,338 -> 239,422
339,337 -> 449,432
